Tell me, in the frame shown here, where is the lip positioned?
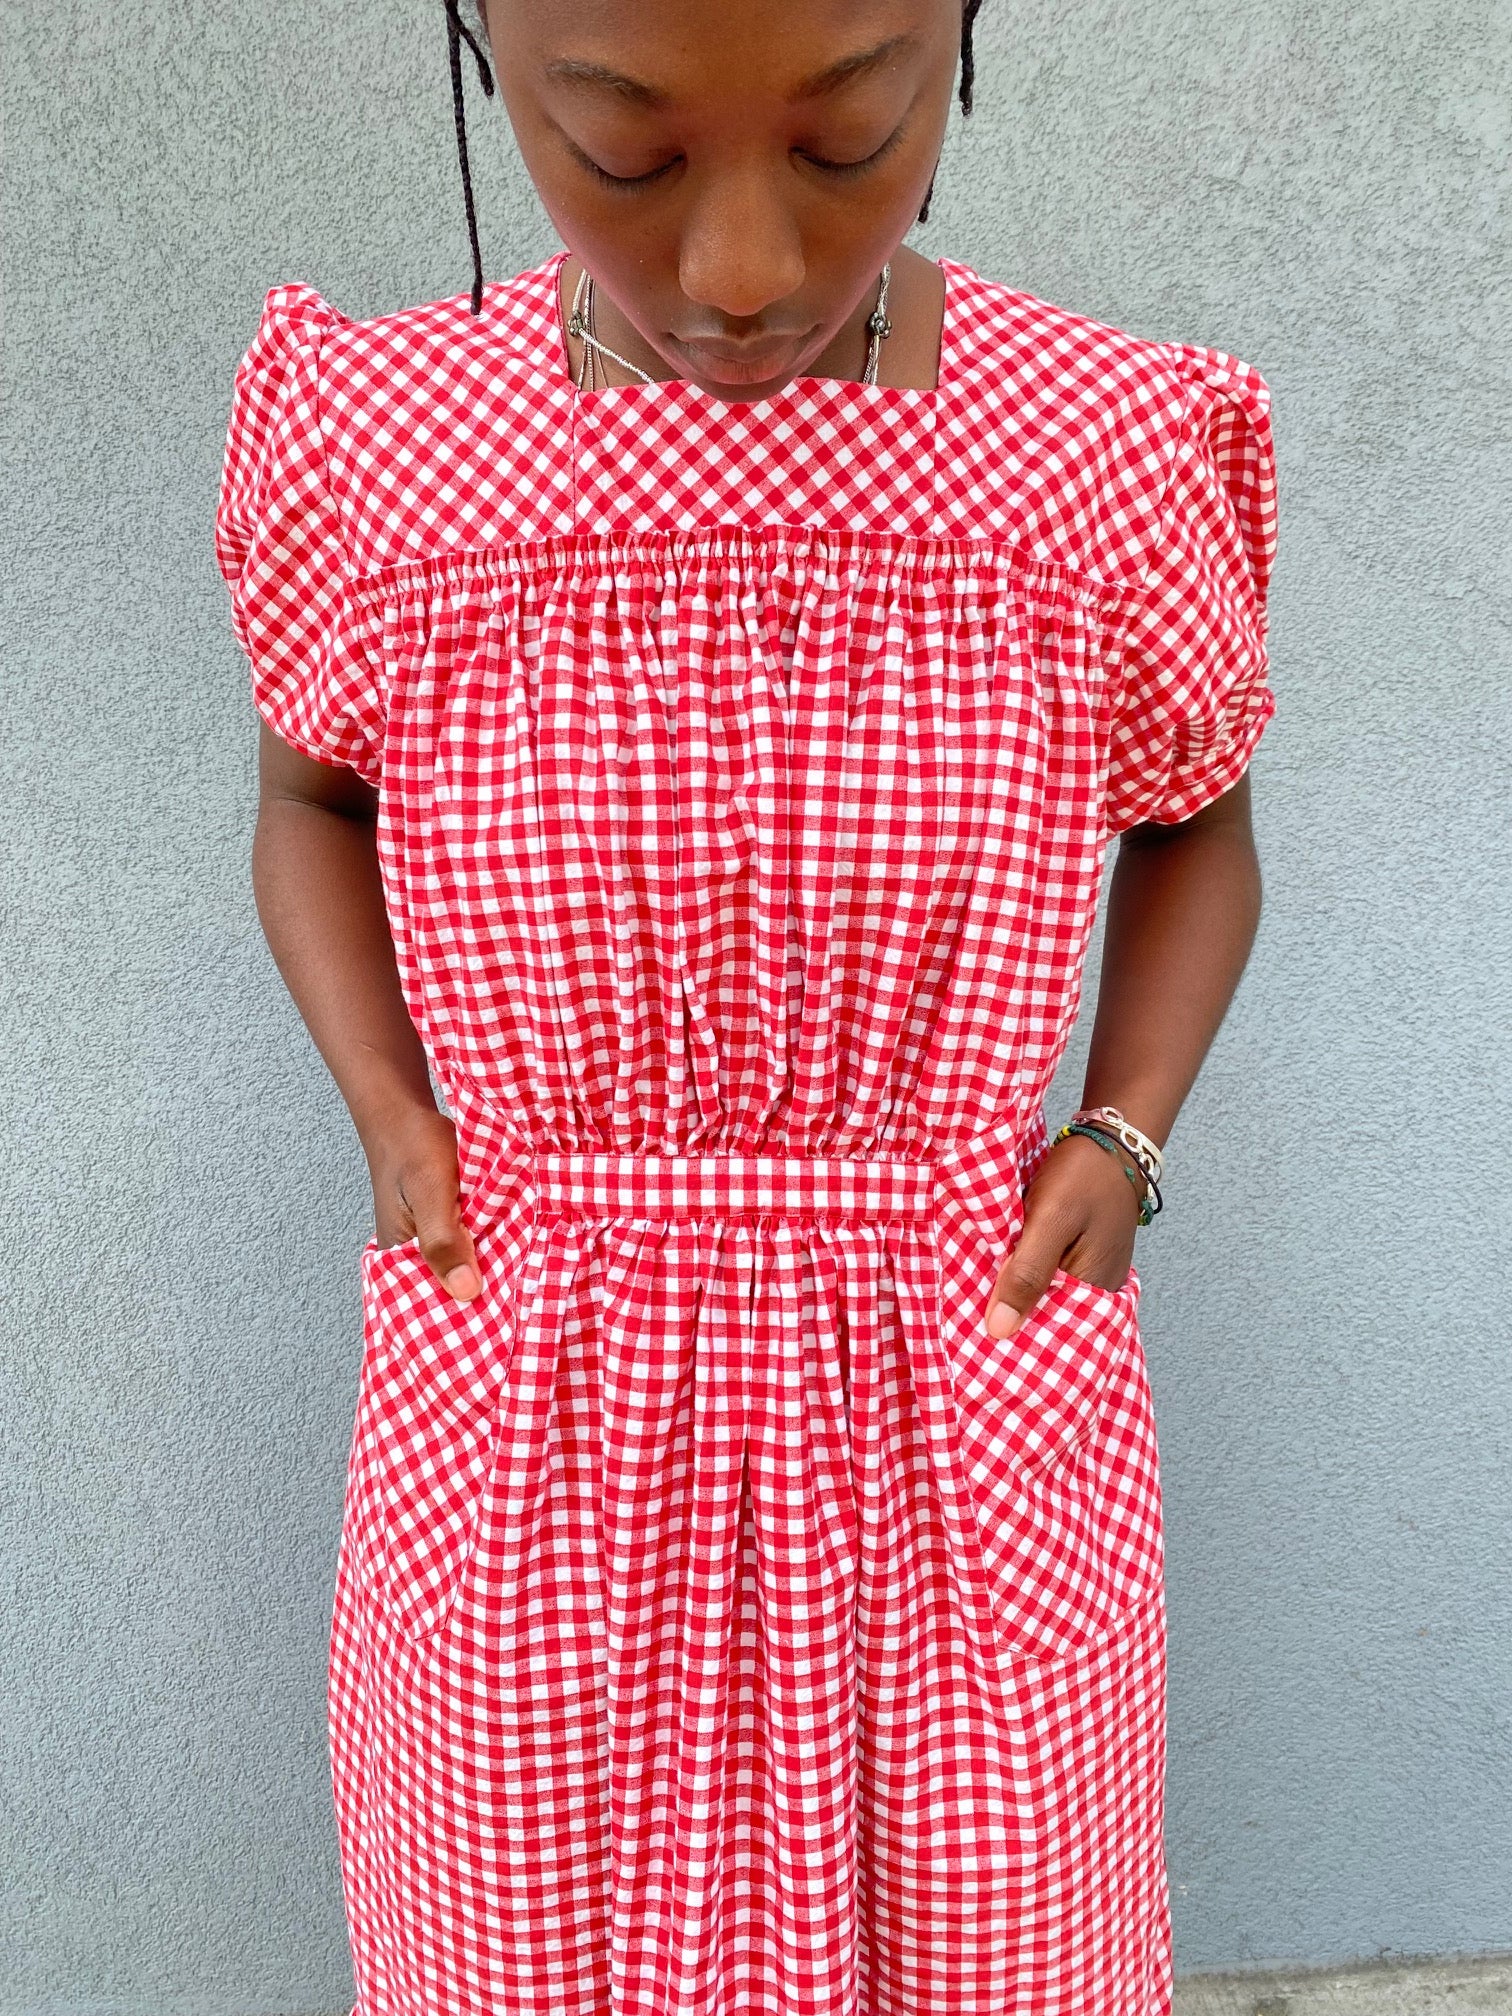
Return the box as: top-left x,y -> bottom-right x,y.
670,331 -> 816,387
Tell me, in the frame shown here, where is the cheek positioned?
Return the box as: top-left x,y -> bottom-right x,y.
546,214 -> 689,363
506,146 -> 667,299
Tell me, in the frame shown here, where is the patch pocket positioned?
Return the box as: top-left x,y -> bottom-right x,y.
931,1123 -> 1161,1663
945,1267 -> 1162,1665
353,1239 -> 509,1643
932,1115 -> 1142,1480
952,1264 -> 1141,1490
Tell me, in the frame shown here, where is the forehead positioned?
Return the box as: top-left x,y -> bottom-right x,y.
506,0 -> 948,104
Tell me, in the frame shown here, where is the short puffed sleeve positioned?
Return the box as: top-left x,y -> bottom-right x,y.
1103,345 -> 1278,833
214,284 -> 385,786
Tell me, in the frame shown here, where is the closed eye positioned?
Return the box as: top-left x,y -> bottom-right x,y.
570,117 -> 911,192
798,119 -> 909,178
568,141 -> 680,190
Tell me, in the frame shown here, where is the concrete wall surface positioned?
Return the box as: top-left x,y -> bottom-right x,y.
2,0 -> 1509,2011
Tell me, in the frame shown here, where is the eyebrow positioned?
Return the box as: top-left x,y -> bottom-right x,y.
544,60 -> 667,108
791,33 -> 920,101
543,34 -> 919,110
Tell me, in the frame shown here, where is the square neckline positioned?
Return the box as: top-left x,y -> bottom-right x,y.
538,247 -> 962,408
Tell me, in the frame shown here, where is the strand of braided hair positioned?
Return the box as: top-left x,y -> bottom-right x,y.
444,0 -> 987,315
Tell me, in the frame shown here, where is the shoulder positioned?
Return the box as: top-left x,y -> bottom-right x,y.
234,252 -> 566,400
935,261 -> 1272,583
225,255 -> 576,572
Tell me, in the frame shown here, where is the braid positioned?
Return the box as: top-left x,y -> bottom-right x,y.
918,0 -> 986,225
442,1 -> 986,307
445,0 -> 496,314
958,0 -> 985,116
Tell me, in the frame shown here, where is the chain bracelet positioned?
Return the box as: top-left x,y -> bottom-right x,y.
1069,1104 -> 1164,1188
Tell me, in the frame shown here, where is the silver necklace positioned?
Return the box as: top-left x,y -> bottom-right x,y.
566,261 -> 893,391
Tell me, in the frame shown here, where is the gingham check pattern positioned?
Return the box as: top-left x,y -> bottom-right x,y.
215,248 -> 1277,2016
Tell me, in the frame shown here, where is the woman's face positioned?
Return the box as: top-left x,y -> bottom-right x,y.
481,0 -> 961,398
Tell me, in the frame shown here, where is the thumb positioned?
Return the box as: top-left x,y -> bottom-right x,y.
406,1174 -> 483,1302
984,1211 -> 1067,1340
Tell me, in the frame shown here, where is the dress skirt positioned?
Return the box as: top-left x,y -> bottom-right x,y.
326,1121 -> 1169,2016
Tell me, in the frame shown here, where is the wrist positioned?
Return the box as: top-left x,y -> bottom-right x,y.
346,1061 -> 442,1165
1075,1091 -> 1171,1153
1054,1117 -> 1164,1228
1072,1097 -> 1169,1195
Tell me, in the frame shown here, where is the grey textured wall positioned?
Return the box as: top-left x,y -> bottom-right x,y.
2,1 -> 1508,2010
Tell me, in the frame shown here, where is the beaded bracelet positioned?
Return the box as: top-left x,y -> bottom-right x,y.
1085,1122 -> 1164,1222
1053,1121 -> 1164,1228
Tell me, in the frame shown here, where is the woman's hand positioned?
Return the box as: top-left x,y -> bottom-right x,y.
366,1102 -> 483,1301
983,1132 -> 1145,1339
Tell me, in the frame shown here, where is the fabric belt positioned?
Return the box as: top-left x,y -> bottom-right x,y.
529,1151 -> 938,1222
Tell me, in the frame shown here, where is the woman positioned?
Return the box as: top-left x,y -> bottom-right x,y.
214,1 -> 1276,2010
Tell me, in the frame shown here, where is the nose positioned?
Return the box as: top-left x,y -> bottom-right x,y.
677,164 -> 806,323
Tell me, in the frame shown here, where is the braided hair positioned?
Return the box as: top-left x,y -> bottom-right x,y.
444,0 -> 987,314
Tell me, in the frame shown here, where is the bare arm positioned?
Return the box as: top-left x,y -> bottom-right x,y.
252,725 -> 482,1298
985,771 -> 1263,1334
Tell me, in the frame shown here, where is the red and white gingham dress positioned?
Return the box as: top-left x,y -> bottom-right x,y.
216,247 -> 1275,2016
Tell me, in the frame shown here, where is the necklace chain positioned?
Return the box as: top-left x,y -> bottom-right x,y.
567,262 -> 893,393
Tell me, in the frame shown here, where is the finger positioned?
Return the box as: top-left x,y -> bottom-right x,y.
984,1207 -> 1072,1340
404,1171 -> 483,1301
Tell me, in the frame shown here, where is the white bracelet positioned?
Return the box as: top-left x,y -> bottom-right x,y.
1070,1106 -> 1165,1188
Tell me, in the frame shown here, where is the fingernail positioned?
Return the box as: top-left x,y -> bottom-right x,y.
444,1265 -> 480,1299
987,1302 -> 1021,1339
